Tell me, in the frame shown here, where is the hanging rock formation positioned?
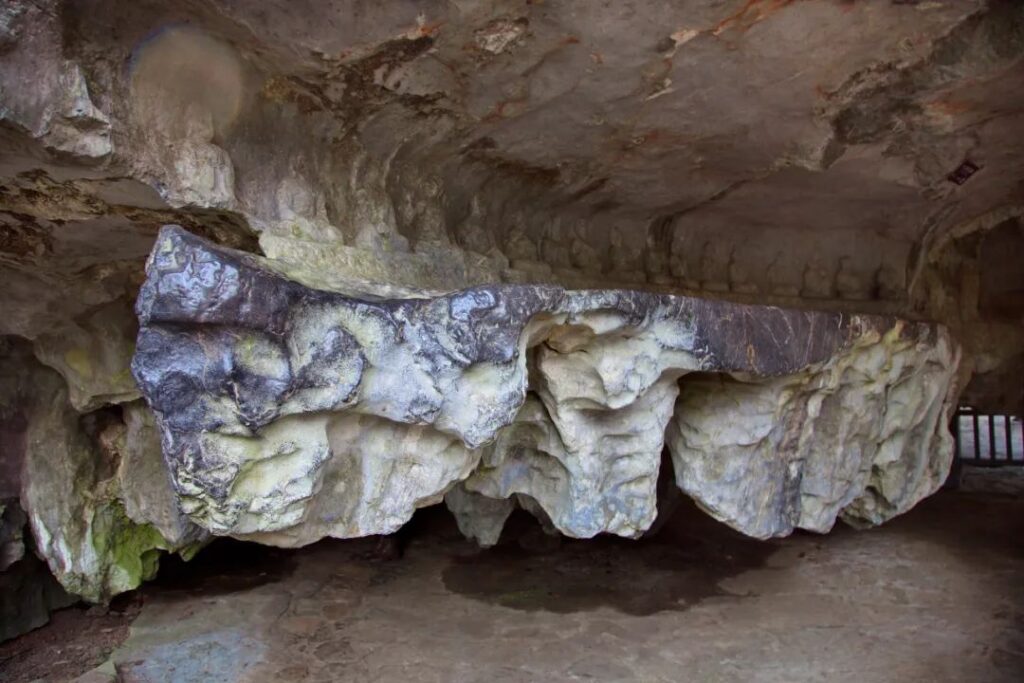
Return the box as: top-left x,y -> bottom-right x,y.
131,227 -> 960,547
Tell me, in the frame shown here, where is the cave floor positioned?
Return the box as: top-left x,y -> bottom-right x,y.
7,482 -> 1024,683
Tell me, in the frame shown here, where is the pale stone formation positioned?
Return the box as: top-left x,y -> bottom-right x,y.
0,341 -> 76,639
131,227 -> 961,548
460,378 -> 681,540
667,326 -> 960,539
119,402 -> 203,547
444,484 -> 514,548
3,0 -> 1022,321
20,369 -> 202,601
461,327 -> 694,538
1,339 -> 204,606
191,413 -> 480,547
33,299 -> 141,411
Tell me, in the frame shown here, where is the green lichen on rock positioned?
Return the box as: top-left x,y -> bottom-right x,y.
15,360 -> 199,603
89,500 -> 170,596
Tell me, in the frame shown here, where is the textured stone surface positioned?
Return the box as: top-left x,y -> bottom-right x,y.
668,328 -> 959,539
0,338 -> 202,610
33,300 -> 141,412
444,484 -> 514,548
2,0 -> 1022,314
0,0 -> 1019,613
1,342 -> 75,639
132,227 -> 959,546
0,499 -> 75,643
118,402 -> 205,548
21,369 -> 172,601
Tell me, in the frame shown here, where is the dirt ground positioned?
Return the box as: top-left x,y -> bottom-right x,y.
0,594 -> 140,682
2,475 -> 1022,683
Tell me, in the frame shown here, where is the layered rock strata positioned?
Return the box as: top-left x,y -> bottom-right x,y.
132,226 -> 960,547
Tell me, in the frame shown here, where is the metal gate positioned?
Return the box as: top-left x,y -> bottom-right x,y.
953,407 -> 1024,466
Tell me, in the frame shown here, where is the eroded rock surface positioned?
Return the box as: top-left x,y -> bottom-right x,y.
0,0 -> 1018,628
132,227 -> 960,547
0,499 -> 75,642
668,329 -> 958,539
1,338 -> 203,611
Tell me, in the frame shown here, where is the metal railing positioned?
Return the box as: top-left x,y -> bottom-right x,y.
953,407 -> 1024,466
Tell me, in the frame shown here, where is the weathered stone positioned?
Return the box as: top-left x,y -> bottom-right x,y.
2,0 -> 1020,313
192,412 -> 480,546
0,500 -> 26,571
1,0 -> 1018,610
21,370 -> 170,601
0,341 -> 76,638
118,402 -> 206,548
460,377 -> 679,539
444,484 -> 514,548
666,325 -> 959,539
0,338 -> 201,604
33,299 -> 141,411
132,227 -> 960,546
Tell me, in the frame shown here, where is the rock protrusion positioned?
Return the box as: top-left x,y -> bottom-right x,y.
132,227 -> 960,548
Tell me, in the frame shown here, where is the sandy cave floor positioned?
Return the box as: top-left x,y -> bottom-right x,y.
2,475 -> 1023,683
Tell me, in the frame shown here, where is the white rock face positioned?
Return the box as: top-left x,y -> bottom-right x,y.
453,317 -> 698,540
2,0 -> 1019,625
1,337 -> 201,605
33,299 -> 141,411
666,324 -> 960,539
186,413 -> 480,546
119,402 -> 200,547
457,322 -> 961,544
20,370 -> 188,601
459,374 -> 680,539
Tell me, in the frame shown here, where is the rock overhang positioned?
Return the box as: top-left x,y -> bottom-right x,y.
131,225 -> 961,547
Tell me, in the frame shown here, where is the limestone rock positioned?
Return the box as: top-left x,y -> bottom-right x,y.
39,61 -> 112,163
0,500 -> 26,571
132,227 -> 960,547
1,339 -> 202,603
33,299 -> 141,411
21,370 -> 169,601
0,341 -> 76,637
666,325 -> 960,539
118,402 -> 205,547
189,413 -> 480,547
453,326 -> 693,539
459,377 -> 679,539
0,0 -> 1019,619
444,484 -> 514,548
